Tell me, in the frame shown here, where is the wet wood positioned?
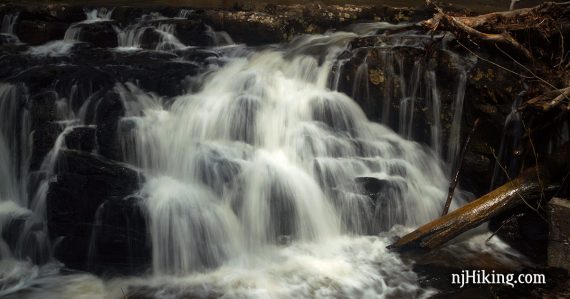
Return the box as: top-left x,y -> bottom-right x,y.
389,144 -> 570,252
454,2 -> 570,33
422,1 -> 570,62
521,87 -> 570,112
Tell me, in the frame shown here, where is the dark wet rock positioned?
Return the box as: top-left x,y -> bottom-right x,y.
72,21 -> 118,48
0,33 -> 19,45
14,20 -> 68,45
175,47 -> 220,64
8,64 -> 116,114
65,126 -> 96,152
489,205 -> 548,263
95,90 -> 125,161
30,122 -> 63,171
27,91 -> 61,171
18,5 -> 86,24
337,41 -> 439,145
0,215 -> 27,258
88,196 -> 150,275
101,53 -> 200,97
28,90 -> 58,129
134,27 -> 162,50
148,18 -> 210,46
47,149 -> 143,272
11,5 -> 85,45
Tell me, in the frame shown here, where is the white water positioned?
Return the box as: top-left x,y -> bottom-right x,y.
64,8 -> 114,42
1,13 -> 18,35
109,32 -> 470,298
0,10 -> 530,298
116,13 -> 188,50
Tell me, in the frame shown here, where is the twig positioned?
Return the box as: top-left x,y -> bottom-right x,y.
489,147 -> 547,221
442,118 -> 480,216
486,213 -> 517,242
456,41 -> 534,79
495,44 -> 570,105
523,120 -> 546,209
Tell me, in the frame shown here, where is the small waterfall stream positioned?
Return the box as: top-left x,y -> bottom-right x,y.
0,6 -> 531,299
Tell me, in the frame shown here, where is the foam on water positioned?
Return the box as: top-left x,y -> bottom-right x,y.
114,32 -> 463,290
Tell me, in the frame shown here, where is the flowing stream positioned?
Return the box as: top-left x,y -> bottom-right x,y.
0,7 -> 527,299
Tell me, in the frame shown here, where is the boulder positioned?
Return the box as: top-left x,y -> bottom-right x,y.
101,52 -> 200,97
95,90 -> 125,160
14,20 -> 68,45
73,21 -> 118,48
46,149 -> 143,272
28,90 -> 57,129
65,126 -> 96,152
28,91 -> 61,171
18,5 -> 85,24
548,198 -> 570,271
87,196 -> 150,275
489,204 -> 548,263
30,122 -> 63,171
0,33 -> 19,45
148,19 -> 210,46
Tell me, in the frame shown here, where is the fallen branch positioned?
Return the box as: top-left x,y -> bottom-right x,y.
388,144 -> 569,252
422,2 -> 534,61
454,2 -> 570,34
442,118 -> 479,216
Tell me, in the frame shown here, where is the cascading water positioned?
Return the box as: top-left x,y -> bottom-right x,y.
1,12 -> 18,35
116,13 -> 190,50
0,7 -> 529,299
346,34 -> 475,169
64,8 -> 114,41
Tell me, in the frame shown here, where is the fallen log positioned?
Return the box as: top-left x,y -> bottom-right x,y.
388,144 -> 569,252
422,1 -> 570,62
454,2 -> 570,33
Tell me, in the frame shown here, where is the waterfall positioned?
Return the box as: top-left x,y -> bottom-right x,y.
117,32 -> 453,277
64,8 -> 113,42
446,70 -> 468,170
116,13 -> 187,50
0,6 -> 527,298
1,13 -> 18,34
490,91 -> 525,189
0,84 -> 30,207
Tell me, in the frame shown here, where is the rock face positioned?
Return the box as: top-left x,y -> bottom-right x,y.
46,150 -> 147,274
548,198 -> 570,271
95,91 -> 125,161
489,205 -> 549,262
72,21 -> 119,48
65,126 -> 96,152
